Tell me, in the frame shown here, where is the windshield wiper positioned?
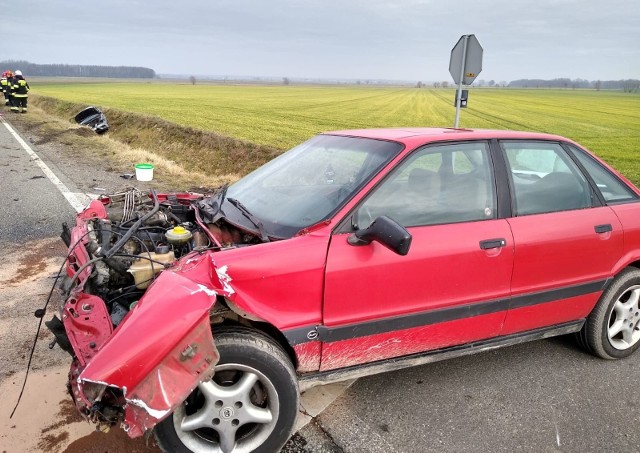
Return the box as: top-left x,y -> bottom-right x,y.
227,198 -> 270,243
197,184 -> 228,222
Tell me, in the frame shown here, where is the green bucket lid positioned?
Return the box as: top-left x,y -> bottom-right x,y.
135,163 -> 154,169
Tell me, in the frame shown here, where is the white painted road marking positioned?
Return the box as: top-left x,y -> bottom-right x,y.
1,116 -> 86,212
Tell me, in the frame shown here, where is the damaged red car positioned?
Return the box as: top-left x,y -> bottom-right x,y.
48,128 -> 640,452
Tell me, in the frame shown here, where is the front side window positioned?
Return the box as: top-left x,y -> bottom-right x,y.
354,142 -> 496,229
502,142 -> 592,216
568,145 -> 638,204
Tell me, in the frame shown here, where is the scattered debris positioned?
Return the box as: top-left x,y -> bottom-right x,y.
29,175 -> 46,180
120,173 -> 135,180
74,107 -> 109,134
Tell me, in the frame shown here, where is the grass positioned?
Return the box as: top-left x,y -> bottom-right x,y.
30,82 -> 640,183
11,105 -> 235,190
31,94 -> 281,186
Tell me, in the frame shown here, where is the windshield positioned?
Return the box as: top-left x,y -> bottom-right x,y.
225,134 -> 403,238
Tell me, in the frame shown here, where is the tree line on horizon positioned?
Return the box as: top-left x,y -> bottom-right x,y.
424,78 -> 639,92
0,60 -> 156,78
0,61 -> 636,92
507,78 -> 640,92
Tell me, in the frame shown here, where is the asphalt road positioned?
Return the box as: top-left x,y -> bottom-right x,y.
0,119 -> 77,245
309,337 -> 640,452
1,114 -> 640,453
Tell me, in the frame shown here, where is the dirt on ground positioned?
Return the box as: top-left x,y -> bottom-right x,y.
0,364 -> 160,452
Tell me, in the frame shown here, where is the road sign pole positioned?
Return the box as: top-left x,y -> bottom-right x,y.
454,35 -> 469,129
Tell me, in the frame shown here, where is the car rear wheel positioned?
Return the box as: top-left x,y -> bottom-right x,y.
155,327 -> 299,453
579,267 -> 640,359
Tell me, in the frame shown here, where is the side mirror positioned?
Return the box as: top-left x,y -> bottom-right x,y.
347,215 -> 412,256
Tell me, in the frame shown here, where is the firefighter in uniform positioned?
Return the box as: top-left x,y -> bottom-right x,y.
1,71 -> 11,106
6,71 -> 16,112
11,70 -> 29,113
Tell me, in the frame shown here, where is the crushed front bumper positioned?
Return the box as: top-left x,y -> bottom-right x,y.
59,250 -> 226,437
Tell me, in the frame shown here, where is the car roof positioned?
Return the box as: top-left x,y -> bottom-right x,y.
325,128 -> 568,145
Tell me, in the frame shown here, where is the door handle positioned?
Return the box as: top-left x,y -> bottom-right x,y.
479,238 -> 506,250
594,224 -> 612,234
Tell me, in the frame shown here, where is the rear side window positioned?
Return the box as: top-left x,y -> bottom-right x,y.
502,142 -> 592,216
568,145 -> 638,203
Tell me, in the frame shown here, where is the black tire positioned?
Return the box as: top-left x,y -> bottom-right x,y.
579,267 -> 640,359
155,326 -> 299,453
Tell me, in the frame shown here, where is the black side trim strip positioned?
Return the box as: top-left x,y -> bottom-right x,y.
318,298 -> 508,343
298,320 -> 584,391
282,279 -> 608,346
509,280 -> 608,310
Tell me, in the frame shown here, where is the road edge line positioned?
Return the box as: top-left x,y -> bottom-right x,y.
1,116 -> 85,213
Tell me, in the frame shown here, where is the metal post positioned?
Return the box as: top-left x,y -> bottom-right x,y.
454,35 -> 469,129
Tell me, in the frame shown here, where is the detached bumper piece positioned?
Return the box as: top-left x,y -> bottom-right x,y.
74,106 -> 109,134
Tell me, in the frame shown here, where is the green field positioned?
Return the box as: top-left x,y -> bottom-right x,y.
33,82 -> 640,182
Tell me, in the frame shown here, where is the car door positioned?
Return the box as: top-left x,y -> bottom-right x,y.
499,140 -> 624,334
321,141 -> 514,371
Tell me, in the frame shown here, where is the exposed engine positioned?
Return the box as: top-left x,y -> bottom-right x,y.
60,188 -> 260,328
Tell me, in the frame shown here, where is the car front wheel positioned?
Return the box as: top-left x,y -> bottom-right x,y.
580,267 -> 640,359
155,327 -> 299,453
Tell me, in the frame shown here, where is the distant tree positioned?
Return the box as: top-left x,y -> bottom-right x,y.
189,75 -> 196,85
488,80 -> 495,87
594,80 -> 602,91
500,81 -> 507,87
623,79 -> 640,93
356,80 -> 361,85
477,79 -> 485,87
283,77 -> 290,85
433,81 -> 440,88
416,81 -> 423,88
441,81 -> 449,89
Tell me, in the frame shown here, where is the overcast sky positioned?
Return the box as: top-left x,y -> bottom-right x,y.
6,0 -> 639,82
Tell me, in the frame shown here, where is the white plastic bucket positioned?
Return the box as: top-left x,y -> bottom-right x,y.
135,163 -> 154,181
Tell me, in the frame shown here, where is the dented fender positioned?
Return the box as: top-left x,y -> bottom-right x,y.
73,252 -> 230,437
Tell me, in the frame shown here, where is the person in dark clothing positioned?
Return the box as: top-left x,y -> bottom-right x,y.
11,70 -> 29,113
6,72 -> 16,112
0,71 -> 11,106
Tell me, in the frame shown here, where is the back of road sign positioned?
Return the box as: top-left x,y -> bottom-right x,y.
449,35 -> 483,85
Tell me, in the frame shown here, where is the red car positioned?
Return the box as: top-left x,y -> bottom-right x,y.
49,128 -> 640,453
